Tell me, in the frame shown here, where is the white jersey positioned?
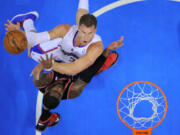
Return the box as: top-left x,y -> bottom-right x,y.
30,38 -> 62,63
58,25 -> 102,63
30,25 -> 102,63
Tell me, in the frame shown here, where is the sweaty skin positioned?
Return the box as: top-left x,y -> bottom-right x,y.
47,23 -> 104,75
5,9 -> 123,76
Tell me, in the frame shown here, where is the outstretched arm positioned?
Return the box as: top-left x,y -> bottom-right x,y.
48,24 -> 72,40
5,19 -> 72,45
76,0 -> 89,26
53,41 -> 104,75
32,54 -> 54,88
103,36 -> 124,57
5,0 -> 89,45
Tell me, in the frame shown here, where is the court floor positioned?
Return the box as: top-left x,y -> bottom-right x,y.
0,0 -> 180,135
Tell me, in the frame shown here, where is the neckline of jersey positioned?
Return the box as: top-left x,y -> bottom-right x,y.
73,31 -> 86,48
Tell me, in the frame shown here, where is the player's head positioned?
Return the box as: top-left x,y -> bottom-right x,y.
78,14 -> 97,44
43,92 -> 60,109
43,85 -> 62,109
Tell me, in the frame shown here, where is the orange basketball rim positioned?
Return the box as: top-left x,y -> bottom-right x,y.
116,81 -> 168,135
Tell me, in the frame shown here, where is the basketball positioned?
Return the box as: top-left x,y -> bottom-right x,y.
3,30 -> 28,54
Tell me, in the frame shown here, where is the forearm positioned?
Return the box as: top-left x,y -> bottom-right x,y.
53,62 -> 78,75
26,31 -> 50,46
53,61 -> 91,75
76,9 -> 88,26
33,70 -> 53,87
103,48 -> 111,57
53,42 -> 103,75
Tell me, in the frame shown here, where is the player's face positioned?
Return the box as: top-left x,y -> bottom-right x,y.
78,24 -> 97,44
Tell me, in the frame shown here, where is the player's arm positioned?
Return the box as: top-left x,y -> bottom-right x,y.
33,68 -> 53,88
33,54 -> 54,87
103,36 -> 124,56
29,24 -> 71,45
76,0 -> 89,26
53,41 -> 104,75
48,24 -> 72,39
5,20 -> 72,45
27,24 -> 72,45
76,9 -> 88,26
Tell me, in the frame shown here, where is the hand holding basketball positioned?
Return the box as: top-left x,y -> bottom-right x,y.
4,20 -> 20,32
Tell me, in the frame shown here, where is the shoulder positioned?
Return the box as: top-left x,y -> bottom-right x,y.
49,24 -> 73,38
91,34 -> 102,43
89,33 -> 104,51
94,34 -> 102,40
55,24 -> 72,33
87,41 -> 104,54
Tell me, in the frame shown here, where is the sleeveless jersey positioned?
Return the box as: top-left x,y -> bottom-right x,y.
30,38 -> 62,63
58,25 -> 102,63
30,25 -> 102,63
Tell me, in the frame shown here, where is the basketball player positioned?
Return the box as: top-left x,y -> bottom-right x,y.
5,0 -> 124,131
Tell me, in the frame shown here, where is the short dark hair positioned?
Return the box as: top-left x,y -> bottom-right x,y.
79,14 -> 97,28
43,93 -> 60,109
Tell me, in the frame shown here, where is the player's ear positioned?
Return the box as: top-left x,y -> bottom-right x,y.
94,27 -> 97,33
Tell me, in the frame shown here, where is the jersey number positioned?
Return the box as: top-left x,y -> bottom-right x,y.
69,57 -> 76,62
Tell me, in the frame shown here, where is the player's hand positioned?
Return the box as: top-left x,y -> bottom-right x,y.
39,54 -> 54,70
107,36 -> 124,51
4,20 -> 20,32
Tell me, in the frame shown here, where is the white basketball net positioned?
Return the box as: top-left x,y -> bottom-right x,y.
118,82 -> 166,130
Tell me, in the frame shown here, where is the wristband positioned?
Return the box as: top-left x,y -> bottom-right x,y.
42,68 -> 53,74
